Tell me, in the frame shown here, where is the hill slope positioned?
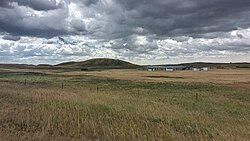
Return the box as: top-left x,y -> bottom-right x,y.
56,58 -> 138,69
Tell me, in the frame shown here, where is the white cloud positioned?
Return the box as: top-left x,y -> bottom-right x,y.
0,14 -> 250,65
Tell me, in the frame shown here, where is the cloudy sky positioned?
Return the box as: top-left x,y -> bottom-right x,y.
0,0 -> 250,65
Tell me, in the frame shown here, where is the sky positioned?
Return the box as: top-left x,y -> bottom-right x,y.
0,0 -> 250,65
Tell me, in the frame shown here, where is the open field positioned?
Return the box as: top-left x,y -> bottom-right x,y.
0,68 -> 250,140
62,69 -> 250,84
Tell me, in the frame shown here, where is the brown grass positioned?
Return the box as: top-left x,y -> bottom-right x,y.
60,69 -> 250,85
0,68 -> 249,140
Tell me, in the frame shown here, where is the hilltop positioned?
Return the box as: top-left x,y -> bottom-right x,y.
55,58 -> 138,70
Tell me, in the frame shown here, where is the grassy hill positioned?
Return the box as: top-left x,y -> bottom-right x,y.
55,58 -> 138,70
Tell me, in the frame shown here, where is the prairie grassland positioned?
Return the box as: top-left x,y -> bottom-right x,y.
0,69 -> 249,140
63,69 -> 250,84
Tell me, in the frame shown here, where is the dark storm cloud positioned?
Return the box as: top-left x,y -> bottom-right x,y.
0,21 -> 67,38
0,1 -> 11,8
0,0 -> 63,11
0,3 -> 71,38
82,0 -> 100,6
70,19 -> 87,32
19,0 -> 63,11
114,0 -> 250,37
1,0 -> 250,39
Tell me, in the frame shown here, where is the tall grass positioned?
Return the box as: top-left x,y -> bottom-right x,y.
0,72 -> 249,140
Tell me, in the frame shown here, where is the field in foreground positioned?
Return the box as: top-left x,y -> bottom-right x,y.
0,69 -> 249,140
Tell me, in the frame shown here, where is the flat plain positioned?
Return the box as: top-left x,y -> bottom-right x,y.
0,68 -> 249,140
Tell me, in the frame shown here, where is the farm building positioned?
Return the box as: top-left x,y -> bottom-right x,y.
202,67 -> 209,71
192,67 -> 209,71
192,68 -> 201,71
139,65 -> 190,71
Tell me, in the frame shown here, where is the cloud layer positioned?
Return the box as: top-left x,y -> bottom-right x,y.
0,0 -> 250,64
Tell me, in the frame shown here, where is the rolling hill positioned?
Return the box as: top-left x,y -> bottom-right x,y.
1,59 -> 249,70
55,58 -> 139,69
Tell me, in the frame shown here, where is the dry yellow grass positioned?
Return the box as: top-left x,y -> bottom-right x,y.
0,68 -> 249,140
1,68 -> 250,84
60,69 -> 250,84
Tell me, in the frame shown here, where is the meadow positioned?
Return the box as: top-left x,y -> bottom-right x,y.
0,69 -> 249,140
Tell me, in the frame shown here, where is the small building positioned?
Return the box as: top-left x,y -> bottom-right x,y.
192,68 -> 201,71
201,67 -> 209,71
148,68 -> 155,71
165,68 -> 174,71
192,67 -> 209,71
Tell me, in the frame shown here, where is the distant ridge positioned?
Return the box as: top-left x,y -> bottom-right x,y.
0,60 -> 249,70
0,64 -> 35,69
180,62 -> 250,69
55,58 -> 138,69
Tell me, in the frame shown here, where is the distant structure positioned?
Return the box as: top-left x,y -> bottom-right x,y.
139,65 -> 209,71
202,67 -> 209,71
139,65 -> 190,71
192,68 -> 201,71
192,67 -> 209,71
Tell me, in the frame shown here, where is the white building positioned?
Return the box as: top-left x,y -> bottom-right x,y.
165,68 -> 174,71
192,68 -> 201,71
192,67 -> 209,71
201,67 -> 209,71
